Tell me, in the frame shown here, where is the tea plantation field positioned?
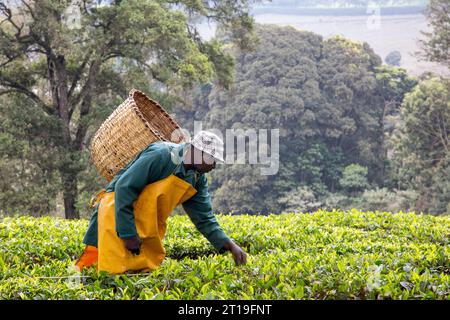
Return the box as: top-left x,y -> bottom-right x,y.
0,209 -> 449,300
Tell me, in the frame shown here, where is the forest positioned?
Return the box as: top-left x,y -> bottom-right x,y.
0,0 -> 448,219
178,23 -> 450,216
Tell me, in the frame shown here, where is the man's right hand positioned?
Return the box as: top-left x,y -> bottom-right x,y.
223,240 -> 248,265
123,235 -> 142,255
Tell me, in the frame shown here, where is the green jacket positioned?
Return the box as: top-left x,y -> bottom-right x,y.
83,141 -> 230,253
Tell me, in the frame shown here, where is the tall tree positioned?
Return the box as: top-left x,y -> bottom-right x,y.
0,94 -> 61,216
420,0 -> 450,67
391,76 -> 450,214
0,0 -> 258,218
374,65 -> 417,185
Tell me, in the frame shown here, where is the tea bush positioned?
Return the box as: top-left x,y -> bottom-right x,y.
0,209 -> 449,299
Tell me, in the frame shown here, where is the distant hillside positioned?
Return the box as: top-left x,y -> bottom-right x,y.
252,0 -> 428,16
254,0 -> 428,9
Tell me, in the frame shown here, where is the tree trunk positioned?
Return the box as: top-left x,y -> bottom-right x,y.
61,169 -> 79,219
51,55 -> 81,219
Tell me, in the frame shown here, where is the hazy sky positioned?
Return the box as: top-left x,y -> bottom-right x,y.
197,11 -> 447,76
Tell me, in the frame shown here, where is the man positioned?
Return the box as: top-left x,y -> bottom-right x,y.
76,131 -> 247,274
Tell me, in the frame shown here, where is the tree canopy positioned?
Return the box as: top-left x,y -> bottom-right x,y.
174,25 -> 418,214
391,76 -> 450,214
420,0 -> 450,67
0,0 -> 258,218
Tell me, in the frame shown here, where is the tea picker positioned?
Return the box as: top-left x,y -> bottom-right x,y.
75,90 -> 247,274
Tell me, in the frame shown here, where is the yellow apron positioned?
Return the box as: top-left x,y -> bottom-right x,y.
97,174 -> 197,274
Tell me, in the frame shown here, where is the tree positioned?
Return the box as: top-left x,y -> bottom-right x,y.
391,76 -> 450,214
278,185 -> 321,213
174,25 -> 393,214
0,0 -> 258,218
374,65 -> 417,186
339,164 -> 369,194
385,50 -> 401,66
359,188 -> 418,212
420,0 -> 450,67
0,94 -> 61,216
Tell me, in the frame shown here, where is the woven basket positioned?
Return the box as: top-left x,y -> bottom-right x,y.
90,89 -> 188,181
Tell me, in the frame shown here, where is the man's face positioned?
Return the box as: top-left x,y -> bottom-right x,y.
192,148 -> 217,174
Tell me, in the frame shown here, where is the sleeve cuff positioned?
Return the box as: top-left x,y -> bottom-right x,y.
117,232 -> 138,239
213,235 -> 231,254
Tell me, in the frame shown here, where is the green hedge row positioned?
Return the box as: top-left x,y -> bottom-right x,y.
0,209 -> 448,299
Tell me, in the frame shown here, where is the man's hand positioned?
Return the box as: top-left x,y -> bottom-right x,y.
223,240 -> 247,265
123,235 -> 142,255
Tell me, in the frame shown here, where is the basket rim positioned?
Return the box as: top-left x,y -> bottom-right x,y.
129,89 -> 182,132
91,89 -> 184,147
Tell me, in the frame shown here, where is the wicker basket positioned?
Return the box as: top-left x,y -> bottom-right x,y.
90,89 -> 188,181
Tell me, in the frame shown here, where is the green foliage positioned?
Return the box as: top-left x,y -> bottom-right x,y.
174,25 -> 402,214
1,211 -> 449,299
278,186 -> 322,213
0,95 -> 61,216
0,0 -> 258,218
420,0 -> 450,67
339,164 -> 369,193
359,188 -> 418,213
375,66 -> 418,117
322,188 -> 419,214
199,40 -> 235,89
391,76 -> 450,214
